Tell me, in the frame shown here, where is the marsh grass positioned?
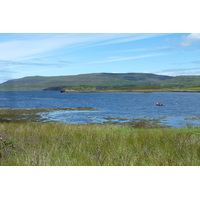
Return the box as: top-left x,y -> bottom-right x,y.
91,116 -> 168,128
185,116 -> 200,121
0,107 -> 99,123
0,123 -> 199,166
0,108 -> 169,128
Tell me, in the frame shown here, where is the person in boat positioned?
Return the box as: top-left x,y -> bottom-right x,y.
156,102 -> 164,106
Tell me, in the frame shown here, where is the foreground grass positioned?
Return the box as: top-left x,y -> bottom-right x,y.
0,123 -> 200,166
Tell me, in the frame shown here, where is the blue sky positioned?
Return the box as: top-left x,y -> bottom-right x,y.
0,33 -> 200,83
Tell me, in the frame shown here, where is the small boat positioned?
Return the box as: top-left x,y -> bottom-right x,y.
155,103 -> 165,106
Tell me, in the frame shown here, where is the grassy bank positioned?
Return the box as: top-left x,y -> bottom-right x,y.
96,86 -> 200,93
59,85 -> 200,93
0,122 -> 200,166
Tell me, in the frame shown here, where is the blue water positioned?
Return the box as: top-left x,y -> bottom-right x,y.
0,91 -> 200,127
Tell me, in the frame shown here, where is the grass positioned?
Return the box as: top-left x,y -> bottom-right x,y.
99,85 -> 200,93
0,122 -> 200,166
0,108 -> 169,128
101,116 -> 169,128
185,116 -> 200,120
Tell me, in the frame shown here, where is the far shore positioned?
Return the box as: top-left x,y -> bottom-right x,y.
60,89 -> 200,93
1,90 -> 200,93
1,85 -> 200,93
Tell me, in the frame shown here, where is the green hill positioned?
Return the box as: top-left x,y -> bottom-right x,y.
0,73 -> 199,91
161,76 -> 200,86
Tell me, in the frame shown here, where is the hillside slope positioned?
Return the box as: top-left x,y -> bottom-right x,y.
0,73 -> 199,91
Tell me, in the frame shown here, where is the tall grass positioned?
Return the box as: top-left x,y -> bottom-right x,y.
0,123 -> 200,166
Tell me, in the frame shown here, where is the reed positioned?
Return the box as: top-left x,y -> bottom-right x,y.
0,123 -> 199,166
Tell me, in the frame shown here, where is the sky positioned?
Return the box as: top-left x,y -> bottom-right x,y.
0,33 -> 200,83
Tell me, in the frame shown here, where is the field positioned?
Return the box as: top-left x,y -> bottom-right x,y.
98,85 -> 200,93
1,122 -> 200,166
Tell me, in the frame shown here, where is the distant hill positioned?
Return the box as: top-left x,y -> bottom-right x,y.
0,73 -> 199,91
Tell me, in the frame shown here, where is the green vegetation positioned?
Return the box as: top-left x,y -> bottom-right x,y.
0,122 -> 200,166
0,108 -> 199,166
161,76 -> 200,86
101,116 -> 168,128
0,73 -> 200,91
185,116 -> 200,120
0,108 -> 169,128
102,85 -> 200,92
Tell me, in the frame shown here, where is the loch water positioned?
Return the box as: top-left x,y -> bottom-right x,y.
0,91 -> 200,128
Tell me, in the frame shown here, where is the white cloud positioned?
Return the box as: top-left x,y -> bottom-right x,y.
0,33 -> 166,61
88,33 -> 166,47
181,33 -> 200,46
156,67 -> 200,76
86,53 -> 165,64
114,46 -> 173,53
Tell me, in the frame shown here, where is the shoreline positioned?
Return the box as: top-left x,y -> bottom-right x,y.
1,108 -> 200,128
1,89 -> 200,93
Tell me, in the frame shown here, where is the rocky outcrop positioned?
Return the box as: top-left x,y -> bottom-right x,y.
60,85 -> 96,93
60,89 -> 78,93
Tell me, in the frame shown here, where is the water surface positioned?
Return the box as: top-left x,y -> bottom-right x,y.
0,91 -> 200,128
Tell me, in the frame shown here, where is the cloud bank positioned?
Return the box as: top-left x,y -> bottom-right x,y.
181,33 -> 200,46
0,33 -> 165,60
86,53 -> 164,64
157,67 -> 200,76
